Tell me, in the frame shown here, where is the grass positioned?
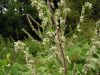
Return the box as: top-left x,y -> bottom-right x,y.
0,24 -> 99,74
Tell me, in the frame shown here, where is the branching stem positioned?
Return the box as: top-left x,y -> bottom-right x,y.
47,0 -> 67,75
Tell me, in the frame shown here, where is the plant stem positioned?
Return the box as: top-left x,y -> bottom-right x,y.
47,0 -> 67,75
57,26 -> 67,75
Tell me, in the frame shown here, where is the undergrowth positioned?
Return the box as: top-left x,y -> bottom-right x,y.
0,0 -> 100,75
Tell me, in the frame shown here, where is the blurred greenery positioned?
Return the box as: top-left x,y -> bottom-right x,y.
0,0 -> 100,75
0,0 -> 100,40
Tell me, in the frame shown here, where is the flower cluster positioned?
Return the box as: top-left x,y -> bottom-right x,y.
96,19 -> 100,26
63,8 -> 71,14
73,35 -> 78,39
41,17 -> 48,26
31,0 -> 51,27
14,40 -> 26,53
42,38 -> 49,45
46,31 -> 55,37
77,24 -> 82,32
76,5 -> 85,32
49,46 -> 56,51
14,41 -> 35,75
59,67 -> 64,74
58,0 -> 65,7
76,2 -> 92,32
96,19 -> 100,37
82,44 -> 98,74
56,0 -> 71,29
84,2 -> 92,9
81,2 -> 92,22
82,25 -> 100,74
30,0 -> 69,75
23,47 -> 35,75
80,15 -> 84,23
54,9 -> 60,25
66,56 -> 71,63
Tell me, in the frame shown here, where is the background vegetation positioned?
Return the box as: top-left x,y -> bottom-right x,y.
0,0 -> 100,75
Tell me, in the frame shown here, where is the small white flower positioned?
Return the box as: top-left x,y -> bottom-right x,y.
77,29 -> 82,32
94,41 -> 100,48
91,45 -> 96,50
68,41 -> 74,46
59,67 -> 64,74
55,9 -> 60,16
91,38 -> 95,41
80,16 -> 84,22
96,19 -> 100,26
28,60 -> 34,64
6,64 -> 10,67
55,51 -> 60,55
39,10 -> 44,18
14,40 -> 26,53
63,8 -> 71,14
66,56 -> 71,63
48,55 -> 54,60
73,35 -> 78,39
46,31 -> 55,37
60,17 -> 65,24
42,38 -> 49,45
61,36 -> 66,42
82,6 -> 85,14
49,46 -> 56,50
51,2 -> 54,8
77,24 -> 80,29
60,0 -> 64,6
84,2 -> 92,9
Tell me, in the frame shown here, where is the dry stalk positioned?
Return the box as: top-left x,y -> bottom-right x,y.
47,0 -> 67,75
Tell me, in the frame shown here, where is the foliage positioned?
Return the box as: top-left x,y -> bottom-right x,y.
0,0 -> 100,75
0,0 -> 100,40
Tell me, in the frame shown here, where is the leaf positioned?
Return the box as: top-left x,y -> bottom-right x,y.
0,59 -> 8,67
